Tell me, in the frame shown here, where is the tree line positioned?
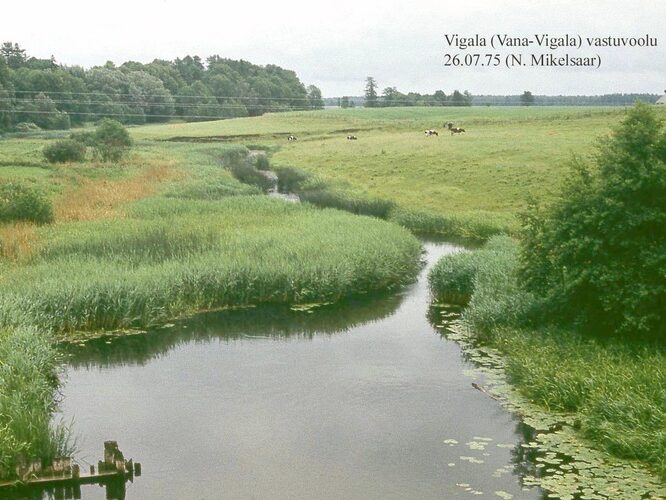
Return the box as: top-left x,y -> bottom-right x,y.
325,79 -> 659,108
0,42 -> 324,131
354,77 -> 472,108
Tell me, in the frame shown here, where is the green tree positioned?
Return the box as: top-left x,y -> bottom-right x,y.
0,42 -> 26,69
519,103 -> 666,339
433,90 -> 447,105
306,85 -> 324,110
450,90 -> 466,106
340,96 -> 351,108
381,87 -> 401,107
520,91 -> 535,106
364,77 -> 378,108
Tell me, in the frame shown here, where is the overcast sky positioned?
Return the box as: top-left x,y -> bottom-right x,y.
3,0 -> 665,97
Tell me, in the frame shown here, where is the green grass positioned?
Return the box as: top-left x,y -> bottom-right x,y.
429,237 -> 666,478
133,106 -> 664,240
0,196 -> 421,335
0,131 -> 423,476
0,327 -> 73,479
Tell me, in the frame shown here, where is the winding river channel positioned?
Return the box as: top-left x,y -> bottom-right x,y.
52,241 -> 543,499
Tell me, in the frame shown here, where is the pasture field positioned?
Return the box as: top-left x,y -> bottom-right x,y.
135,106 -> 656,238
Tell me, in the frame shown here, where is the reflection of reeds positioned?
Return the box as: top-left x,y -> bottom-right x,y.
62,292 -> 405,369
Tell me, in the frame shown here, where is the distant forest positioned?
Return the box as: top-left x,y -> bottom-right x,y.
0,42 -> 324,131
325,92 -> 660,108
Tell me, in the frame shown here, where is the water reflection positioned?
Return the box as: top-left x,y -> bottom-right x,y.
52,242 -> 544,499
61,291 -> 404,369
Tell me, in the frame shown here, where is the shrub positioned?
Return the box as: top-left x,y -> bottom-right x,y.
92,119 -> 132,162
218,146 -> 249,167
0,183 -> 53,224
519,103 -> 666,340
254,154 -> 270,171
69,130 -> 97,147
273,165 -> 310,193
43,139 -> 86,163
228,161 -> 275,192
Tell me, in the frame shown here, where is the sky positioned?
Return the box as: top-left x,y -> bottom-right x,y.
3,0 -> 665,97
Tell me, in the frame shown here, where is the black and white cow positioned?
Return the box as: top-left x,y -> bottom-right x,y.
288,135 -> 297,141
347,135 -> 358,140
424,129 -> 439,136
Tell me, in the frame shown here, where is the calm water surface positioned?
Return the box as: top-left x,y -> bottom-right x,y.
52,242 -> 542,499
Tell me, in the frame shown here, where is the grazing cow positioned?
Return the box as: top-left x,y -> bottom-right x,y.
288,135 -> 297,141
424,129 -> 439,136
450,127 -> 465,135
347,135 -> 358,140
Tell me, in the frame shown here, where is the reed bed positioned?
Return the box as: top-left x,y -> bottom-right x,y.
0,196 -> 421,335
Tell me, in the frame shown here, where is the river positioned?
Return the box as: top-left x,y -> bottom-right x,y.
53,241 -> 542,499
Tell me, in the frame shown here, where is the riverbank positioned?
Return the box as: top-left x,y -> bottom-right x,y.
0,135 -> 422,481
429,236 -> 666,483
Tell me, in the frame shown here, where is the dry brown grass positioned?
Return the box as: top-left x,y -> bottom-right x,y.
0,162 -> 182,262
0,222 -> 38,262
54,162 -> 182,222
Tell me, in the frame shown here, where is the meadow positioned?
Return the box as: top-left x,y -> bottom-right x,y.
1,105 -> 664,483
136,106 -> 641,239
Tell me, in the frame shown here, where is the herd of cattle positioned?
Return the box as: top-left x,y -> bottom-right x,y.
287,123 -> 465,142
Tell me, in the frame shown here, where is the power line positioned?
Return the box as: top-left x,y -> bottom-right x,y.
7,89 -> 454,106
2,109 -> 308,120
0,97 -> 310,110
10,89 -> 316,102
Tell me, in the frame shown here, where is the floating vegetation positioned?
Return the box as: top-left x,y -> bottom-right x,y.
432,306 -> 666,500
289,302 -> 332,313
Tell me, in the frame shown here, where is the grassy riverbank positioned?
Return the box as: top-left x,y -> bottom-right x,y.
429,237 -> 666,479
0,138 -> 420,336
0,328 -> 72,479
0,133 -> 421,478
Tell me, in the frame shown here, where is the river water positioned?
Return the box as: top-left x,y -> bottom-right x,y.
53,241 -> 542,499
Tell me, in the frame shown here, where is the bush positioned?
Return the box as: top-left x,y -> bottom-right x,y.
0,183 -> 53,224
254,154 -> 270,171
228,161 -> 275,192
428,249 -> 480,303
92,119 -> 132,162
273,165 -> 310,193
519,103 -> 666,340
69,130 -> 97,147
43,139 -> 86,163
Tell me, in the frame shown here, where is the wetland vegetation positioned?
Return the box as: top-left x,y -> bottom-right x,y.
0,103 -> 664,495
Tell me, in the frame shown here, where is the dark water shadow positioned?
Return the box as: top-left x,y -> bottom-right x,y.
60,290 -> 406,370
